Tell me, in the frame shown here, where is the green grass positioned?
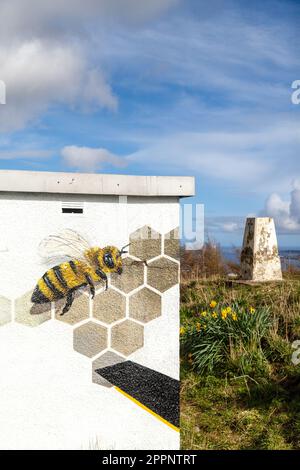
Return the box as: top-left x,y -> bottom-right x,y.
180,277 -> 300,450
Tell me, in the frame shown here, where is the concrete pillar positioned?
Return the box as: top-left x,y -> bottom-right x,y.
241,217 -> 282,282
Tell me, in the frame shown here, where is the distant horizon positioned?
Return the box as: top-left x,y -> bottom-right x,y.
181,243 -> 300,251
221,245 -> 300,251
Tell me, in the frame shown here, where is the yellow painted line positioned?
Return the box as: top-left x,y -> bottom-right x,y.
114,386 -> 180,433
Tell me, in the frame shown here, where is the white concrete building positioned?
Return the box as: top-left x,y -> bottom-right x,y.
0,169 -> 194,450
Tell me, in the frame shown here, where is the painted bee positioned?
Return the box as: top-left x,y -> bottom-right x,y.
31,229 -> 129,315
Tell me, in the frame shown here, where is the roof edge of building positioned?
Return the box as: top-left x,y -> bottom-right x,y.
0,170 -> 195,197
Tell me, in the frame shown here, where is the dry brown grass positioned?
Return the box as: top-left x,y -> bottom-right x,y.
180,241 -> 226,281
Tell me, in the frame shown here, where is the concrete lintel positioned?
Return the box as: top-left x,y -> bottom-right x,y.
0,170 -> 195,197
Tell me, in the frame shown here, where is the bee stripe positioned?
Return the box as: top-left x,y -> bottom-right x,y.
43,273 -> 64,299
52,266 -> 68,291
60,261 -> 85,289
32,286 -> 50,304
38,278 -> 55,301
69,260 -> 78,274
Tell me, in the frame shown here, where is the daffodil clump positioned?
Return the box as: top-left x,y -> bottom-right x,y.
180,300 -> 271,375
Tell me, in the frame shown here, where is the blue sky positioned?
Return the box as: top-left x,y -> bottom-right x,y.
0,0 -> 299,247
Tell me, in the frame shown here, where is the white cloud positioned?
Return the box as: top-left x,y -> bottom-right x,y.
262,187 -> 300,233
0,40 -> 117,131
61,145 -> 127,172
0,0 -> 177,131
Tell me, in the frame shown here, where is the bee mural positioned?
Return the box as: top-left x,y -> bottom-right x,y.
31,229 -> 130,315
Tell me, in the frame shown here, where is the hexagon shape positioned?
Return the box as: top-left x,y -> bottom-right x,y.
111,320 -> 144,356
110,256 -> 144,293
55,291 -> 89,325
93,289 -> 126,324
147,257 -> 179,292
15,290 -> 51,327
73,321 -> 107,358
129,226 -> 162,261
92,351 -> 125,387
0,296 -> 12,326
129,287 -> 161,323
164,227 -> 180,260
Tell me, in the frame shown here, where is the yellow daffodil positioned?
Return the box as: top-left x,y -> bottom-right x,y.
196,322 -> 201,332
210,300 -> 217,308
212,311 -> 218,319
232,313 -> 237,321
221,309 -> 228,320
201,311 -> 207,317
226,306 -> 232,314
249,307 -> 256,314
180,326 -> 185,335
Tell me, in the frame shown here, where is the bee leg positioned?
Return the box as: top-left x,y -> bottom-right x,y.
85,274 -> 95,299
61,291 -> 75,316
95,268 -> 108,291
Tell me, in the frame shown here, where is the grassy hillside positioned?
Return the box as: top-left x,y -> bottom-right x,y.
180,245 -> 300,450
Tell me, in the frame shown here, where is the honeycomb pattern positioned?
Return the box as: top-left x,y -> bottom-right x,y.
55,291 -> 89,325
0,296 -> 12,326
110,256 -> 144,293
92,351 -> 125,387
129,287 -> 161,323
164,228 -> 180,260
111,320 -> 144,356
93,288 -> 126,324
15,290 -> 51,327
7,225 -> 180,389
129,226 -> 162,261
147,257 -> 179,292
73,321 -> 107,358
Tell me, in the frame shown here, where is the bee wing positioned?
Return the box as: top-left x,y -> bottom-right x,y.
38,229 -> 92,264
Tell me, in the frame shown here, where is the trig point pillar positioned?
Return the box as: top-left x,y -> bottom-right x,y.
241,217 -> 282,282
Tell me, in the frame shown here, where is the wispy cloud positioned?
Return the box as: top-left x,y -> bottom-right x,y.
61,145 -> 127,172
98,3 -> 298,106
205,216 -> 245,234
0,149 -> 52,159
127,121 -> 300,191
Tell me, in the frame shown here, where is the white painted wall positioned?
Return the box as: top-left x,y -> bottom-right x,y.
0,321 -> 179,450
0,193 -> 179,298
0,192 -> 180,450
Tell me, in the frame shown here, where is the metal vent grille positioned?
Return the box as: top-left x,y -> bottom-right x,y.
61,202 -> 84,214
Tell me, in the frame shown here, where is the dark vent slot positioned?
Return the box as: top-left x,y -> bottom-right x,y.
62,208 -> 83,214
